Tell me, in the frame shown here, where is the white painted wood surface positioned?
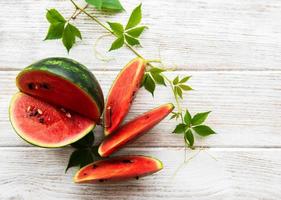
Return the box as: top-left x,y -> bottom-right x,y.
0,0 -> 281,199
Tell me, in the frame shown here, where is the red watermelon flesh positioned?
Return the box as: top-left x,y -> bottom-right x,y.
17,70 -> 101,122
99,103 -> 174,157
74,155 -> 163,183
104,58 -> 146,136
10,92 -> 95,147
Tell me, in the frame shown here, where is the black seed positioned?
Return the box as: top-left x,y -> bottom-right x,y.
28,83 -> 35,90
135,176 -> 139,180
99,179 -> 104,182
122,159 -> 133,163
145,115 -> 150,119
29,110 -> 38,117
93,164 -> 98,169
39,118 -> 44,124
41,83 -> 50,89
83,173 -> 87,176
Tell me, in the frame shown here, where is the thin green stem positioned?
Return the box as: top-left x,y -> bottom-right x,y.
69,0 -> 145,59
162,75 -> 184,123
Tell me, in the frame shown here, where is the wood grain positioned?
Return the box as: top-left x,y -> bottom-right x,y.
0,147 -> 280,200
1,0 -> 281,199
1,71 -> 280,147
1,0 -> 281,70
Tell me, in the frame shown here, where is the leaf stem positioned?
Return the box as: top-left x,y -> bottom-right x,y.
69,0 -> 144,59
162,75 -> 184,123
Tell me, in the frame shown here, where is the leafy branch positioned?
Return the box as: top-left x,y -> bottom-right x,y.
44,0 -> 216,149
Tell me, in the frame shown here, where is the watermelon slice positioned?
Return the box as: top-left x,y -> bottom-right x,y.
104,57 -> 146,136
9,58 -> 104,147
9,93 -> 95,147
74,155 -> 163,183
99,103 -> 174,157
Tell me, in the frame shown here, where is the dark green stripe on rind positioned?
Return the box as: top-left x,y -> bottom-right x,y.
20,57 -> 104,115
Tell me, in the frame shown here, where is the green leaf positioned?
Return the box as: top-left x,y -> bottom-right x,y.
184,110 -> 192,126
44,22 -> 65,40
71,131 -> 95,149
184,129 -> 194,147
102,0 -> 124,11
149,67 -> 165,73
151,72 -> 166,86
179,76 -> 191,83
126,26 -> 147,38
191,111 -> 211,126
125,34 -> 140,46
193,125 -> 216,136
109,36 -> 124,51
86,0 -> 103,9
141,73 -> 148,87
46,9 -> 66,24
173,76 -> 179,85
175,86 -> 183,99
62,23 -> 76,52
179,84 -> 193,91
144,74 -> 155,96
125,4 -> 142,30
65,149 -> 94,172
107,22 -> 124,36
68,23 -> 82,39
173,123 -> 186,134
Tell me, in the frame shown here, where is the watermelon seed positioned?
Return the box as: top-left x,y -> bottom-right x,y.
28,83 -> 35,90
66,112 -> 71,118
93,164 -> 98,169
41,83 -> 50,89
60,108 -> 66,113
27,106 -> 31,112
37,109 -> 43,115
34,84 -> 39,90
122,159 -> 133,163
29,109 -> 38,117
39,118 -> 44,124
135,176 -> 139,180
83,173 -> 87,176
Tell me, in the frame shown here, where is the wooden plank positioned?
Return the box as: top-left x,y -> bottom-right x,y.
1,0 -> 281,70
0,147 -> 280,199
1,71 -> 281,147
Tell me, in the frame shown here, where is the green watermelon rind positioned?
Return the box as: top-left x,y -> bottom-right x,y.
9,92 -> 96,148
16,57 -> 104,120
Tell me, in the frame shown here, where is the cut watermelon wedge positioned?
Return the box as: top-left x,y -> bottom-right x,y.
104,57 -> 146,136
99,103 -> 174,157
74,155 -> 163,183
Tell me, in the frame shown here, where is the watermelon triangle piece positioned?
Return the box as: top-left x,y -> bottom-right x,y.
74,155 -> 163,183
99,103 -> 174,157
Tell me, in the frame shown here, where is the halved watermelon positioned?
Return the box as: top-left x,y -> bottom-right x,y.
104,57 -> 146,136
9,57 -> 104,147
9,93 -> 95,147
99,103 -> 174,157
16,57 -> 104,122
74,155 -> 163,183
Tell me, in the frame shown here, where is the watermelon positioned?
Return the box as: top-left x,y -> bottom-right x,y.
74,155 -> 163,183
98,103 -> 174,157
16,57 -> 104,122
9,57 -> 104,147
104,57 -> 146,136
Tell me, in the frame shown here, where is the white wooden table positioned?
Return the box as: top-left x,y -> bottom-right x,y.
1,0 -> 281,199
